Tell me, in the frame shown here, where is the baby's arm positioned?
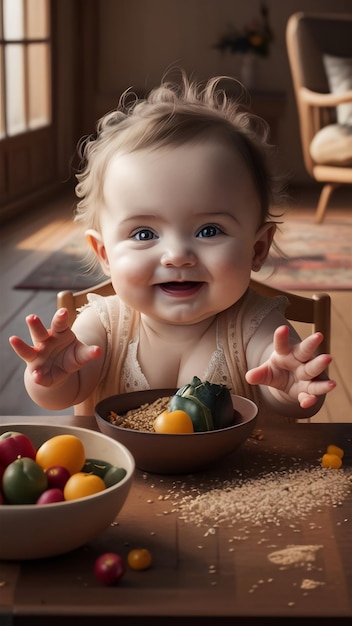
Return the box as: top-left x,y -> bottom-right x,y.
9,307 -> 105,410
245,310 -> 336,418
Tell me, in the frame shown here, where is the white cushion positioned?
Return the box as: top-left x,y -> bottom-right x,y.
323,54 -> 352,126
310,123 -> 352,165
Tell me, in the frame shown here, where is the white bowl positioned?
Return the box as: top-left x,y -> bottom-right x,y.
0,423 -> 135,560
95,389 -> 258,474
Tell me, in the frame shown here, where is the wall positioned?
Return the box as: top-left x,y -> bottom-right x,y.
94,0 -> 352,185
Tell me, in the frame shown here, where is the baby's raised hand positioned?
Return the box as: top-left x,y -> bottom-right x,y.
9,308 -> 101,388
245,325 -> 336,408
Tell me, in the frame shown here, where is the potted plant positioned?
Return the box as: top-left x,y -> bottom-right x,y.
213,3 -> 273,88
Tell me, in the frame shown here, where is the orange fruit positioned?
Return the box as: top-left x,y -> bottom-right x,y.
63,472 -> 106,500
36,434 -> 86,475
127,548 -> 152,570
321,453 -> 342,469
153,410 -> 194,434
326,444 -> 344,459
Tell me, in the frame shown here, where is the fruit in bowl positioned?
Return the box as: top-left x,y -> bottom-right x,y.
0,423 -> 135,560
95,382 -> 258,474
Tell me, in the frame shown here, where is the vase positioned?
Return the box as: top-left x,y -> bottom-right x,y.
240,54 -> 256,90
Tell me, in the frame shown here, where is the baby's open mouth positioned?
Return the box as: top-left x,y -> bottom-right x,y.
159,281 -> 203,295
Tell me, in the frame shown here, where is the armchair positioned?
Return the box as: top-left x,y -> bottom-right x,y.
286,12 -> 352,223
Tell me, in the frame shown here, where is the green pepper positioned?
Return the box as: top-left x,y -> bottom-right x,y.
168,376 -> 234,432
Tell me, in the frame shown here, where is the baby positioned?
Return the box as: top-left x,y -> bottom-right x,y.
9,73 -> 335,419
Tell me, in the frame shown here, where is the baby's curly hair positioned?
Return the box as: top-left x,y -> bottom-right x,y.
75,71 -> 285,232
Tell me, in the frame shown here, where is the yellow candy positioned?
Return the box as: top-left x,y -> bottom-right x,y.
326,444 -> 344,459
321,453 -> 343,469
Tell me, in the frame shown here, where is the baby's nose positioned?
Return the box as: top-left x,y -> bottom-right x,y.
160,240 -> 197,267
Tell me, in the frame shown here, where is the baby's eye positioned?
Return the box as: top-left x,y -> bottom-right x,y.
196,224 -> 222,238
132,228 -> 157,241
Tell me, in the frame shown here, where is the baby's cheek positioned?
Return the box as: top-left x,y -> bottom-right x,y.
114,257 -> 153,286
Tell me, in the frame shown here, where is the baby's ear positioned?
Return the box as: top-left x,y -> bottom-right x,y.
252,222 -> 276,272
85,229 -> 111,275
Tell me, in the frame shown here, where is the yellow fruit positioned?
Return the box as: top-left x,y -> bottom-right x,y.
63,472 -> 106,500
36,434 -> 86,475
127,548 -> 152,570
153,410 -> 194,434
326,444 -> 344,459
321,453 -> 343,469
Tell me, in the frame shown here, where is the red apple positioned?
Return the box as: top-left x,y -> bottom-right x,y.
0,432 -> 36,467
45,466 -> 70,490
36,488 -> 65,504
94,553 -> 125,585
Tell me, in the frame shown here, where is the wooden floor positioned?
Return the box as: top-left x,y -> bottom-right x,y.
0,186 -> 351,422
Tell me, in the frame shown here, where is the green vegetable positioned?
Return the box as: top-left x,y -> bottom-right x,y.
168,376 -> 234,432
104,466 -> 127,488
81,458 -> 113,478
2,457 -> 48,504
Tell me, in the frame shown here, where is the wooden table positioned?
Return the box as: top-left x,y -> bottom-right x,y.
0,415 -> 351,625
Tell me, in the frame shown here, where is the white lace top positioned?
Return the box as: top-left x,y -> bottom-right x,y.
77,288 -> 287,415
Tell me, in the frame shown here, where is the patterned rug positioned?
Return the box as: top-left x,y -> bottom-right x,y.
15,219 -> 352,292
15,234 -> 107,291
253,218 -> 352,291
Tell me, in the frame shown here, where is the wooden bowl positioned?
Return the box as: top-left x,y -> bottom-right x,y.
95,389 -> 258,474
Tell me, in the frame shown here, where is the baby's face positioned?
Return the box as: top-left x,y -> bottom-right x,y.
94,139 -> 272,326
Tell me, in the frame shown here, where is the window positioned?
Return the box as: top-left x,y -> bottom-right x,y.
0,0 -> 51,139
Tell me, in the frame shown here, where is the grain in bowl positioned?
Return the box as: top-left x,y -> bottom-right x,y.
108,396 -> 171,432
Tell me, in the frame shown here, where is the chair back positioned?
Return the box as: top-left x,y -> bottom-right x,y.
57,279 -> 115,327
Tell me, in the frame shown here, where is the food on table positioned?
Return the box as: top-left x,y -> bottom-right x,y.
81,458 -> 113,478
94,552 -> 125,585
63,472 -> 106,500
109,396 -> 171,431
321,453 -> 343,469
321,443 -> 344,469
153,409 -> 194,434
0,431 -> 36,466
103,465 -> 127,487
37,488 -> 65,504
0,432 -> 127,506
168,376 -> 235,431
326,444 -> 344,459
36,434 -> 86,475
2,457 -> 48,504
127,548 -> 152,571
108,376 -> 240,433
45,465 -> 71,490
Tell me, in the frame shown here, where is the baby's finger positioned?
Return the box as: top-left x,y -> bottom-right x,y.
73,344 -> 102,367
272,325 -> 291,355
303,353 -> 332,379
298,378 -> 336,408
25,314 -> 51,345
294,332 -> 324,362
9,336 -> 37,362
306,378 -> 336,397
297,391 -> 317,409
50,308 -> 70,334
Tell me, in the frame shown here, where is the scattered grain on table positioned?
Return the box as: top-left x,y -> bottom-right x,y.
170,465 -> 351,529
